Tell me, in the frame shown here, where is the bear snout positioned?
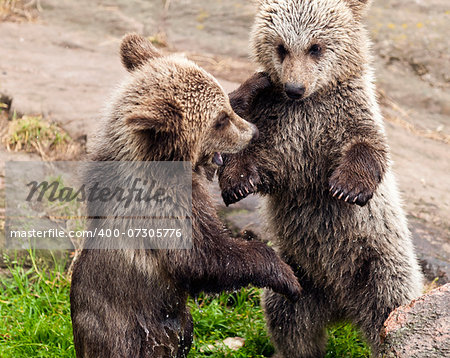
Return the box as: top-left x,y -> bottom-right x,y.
251,124 -> 259,141
284,83 -> 306,100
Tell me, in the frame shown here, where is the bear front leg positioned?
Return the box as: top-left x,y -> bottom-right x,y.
219,72 -> 274,205
218,151 -> 262,205
229,72 -> 271,117
165,237 -> 302,302
244,239 -> 303,301
212,239 -> 303,301
329,142 -> 387,206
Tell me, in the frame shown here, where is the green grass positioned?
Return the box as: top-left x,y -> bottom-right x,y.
326,324 -> 371,358
188,289 -> 274,357
0,253 -> 74,358
4,114 -> 70,154
0,252 -> 371,357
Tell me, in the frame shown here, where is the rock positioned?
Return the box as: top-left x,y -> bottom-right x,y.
198,337 -> 245,353
380,284 -> 450,357
222,337 -> 245,350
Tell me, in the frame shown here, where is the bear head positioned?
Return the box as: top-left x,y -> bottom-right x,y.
114,34 -> 258,166
250,0 -> 372,100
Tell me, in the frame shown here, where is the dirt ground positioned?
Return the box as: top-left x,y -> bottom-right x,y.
0,0 -> 449,279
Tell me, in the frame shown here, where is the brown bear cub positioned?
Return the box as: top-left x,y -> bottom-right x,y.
219,0 -> 423,357
70,34 -> 301,358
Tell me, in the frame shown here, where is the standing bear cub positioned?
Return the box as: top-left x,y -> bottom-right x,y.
70,34 -> 301,358
220,0 -> 423,356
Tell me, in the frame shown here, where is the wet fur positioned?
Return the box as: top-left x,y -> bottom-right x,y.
70,34 -> 301,358
219,1 -> 423,356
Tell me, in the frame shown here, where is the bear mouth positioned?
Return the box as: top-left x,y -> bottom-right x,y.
212,152 -> 224,166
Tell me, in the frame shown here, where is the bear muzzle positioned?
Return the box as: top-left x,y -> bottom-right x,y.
284,83 -> 306,100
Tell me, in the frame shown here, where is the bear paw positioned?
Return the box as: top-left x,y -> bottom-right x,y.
271,262 -> 303,302
218,154 -> 261,206
329,164 -> 378,207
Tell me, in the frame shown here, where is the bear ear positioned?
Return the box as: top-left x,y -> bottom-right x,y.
344,0 -> 372,20
120,33 -> 161,72
125,100 -> 183,132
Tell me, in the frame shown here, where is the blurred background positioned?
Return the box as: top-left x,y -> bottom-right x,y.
1,0 -> 447,281
0,0 -> 448,356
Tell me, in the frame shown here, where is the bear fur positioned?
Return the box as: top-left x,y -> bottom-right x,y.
70,34 -> 302,358
219,0 -> 424,356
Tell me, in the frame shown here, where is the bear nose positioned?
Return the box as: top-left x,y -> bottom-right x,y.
284,83 -> 305,100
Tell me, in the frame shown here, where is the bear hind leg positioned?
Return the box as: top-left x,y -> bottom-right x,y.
345,257 -> 423,356
264,288 -> 335,358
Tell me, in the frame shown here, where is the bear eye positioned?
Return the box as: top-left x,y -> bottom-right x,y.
277,44 -> 289,62
214,112 -> 229,130
308,44 -> 323,58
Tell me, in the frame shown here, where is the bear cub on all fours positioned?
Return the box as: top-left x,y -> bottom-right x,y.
220,0 -> 423,357
70,34 -> 301,358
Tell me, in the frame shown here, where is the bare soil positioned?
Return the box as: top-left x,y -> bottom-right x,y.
0,0 -> 448,279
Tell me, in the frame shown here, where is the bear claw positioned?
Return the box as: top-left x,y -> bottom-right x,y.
219,156 -> 262,206
328,180 -> 375,207
329,184 -> 374,206
222,179 -> 257,206
328,159 -> 379,207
